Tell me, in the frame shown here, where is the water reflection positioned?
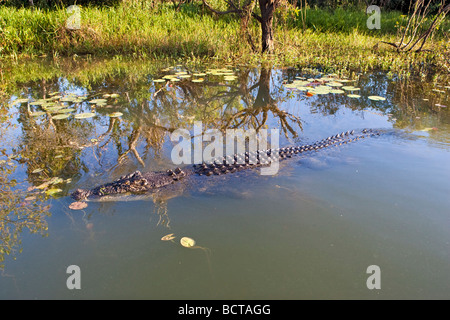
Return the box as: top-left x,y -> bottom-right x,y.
0,57 -> 449,271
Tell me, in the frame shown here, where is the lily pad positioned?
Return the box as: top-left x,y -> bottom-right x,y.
45,188 -> 62,196
368,96 -> 386,101
29,100 -> 45,106
52,114 -> 71,120
110,93 -> 120,98
88,99 -> 107,104
56,108 -> 76,113
31,168 -> 44,174
108,112 -> 123,117
330,89 -> 345,94
31,111 -> 46,117
13,98 -> 30,104
161,233 -> 176,241
347,94 -> 361,98
74,112 -> 96,119
153,79 -> 166,83
191,78 -> 205,83
180,237 -> 196,248
327,82 -> 343,87
69,201 -> 88,210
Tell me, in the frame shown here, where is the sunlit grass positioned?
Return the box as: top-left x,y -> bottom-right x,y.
0,3 -> 448,77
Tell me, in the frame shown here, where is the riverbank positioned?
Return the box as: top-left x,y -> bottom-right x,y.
0,3 -> 449,77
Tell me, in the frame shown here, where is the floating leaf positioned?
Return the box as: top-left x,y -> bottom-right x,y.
110,93 -> 120,98
56,108 -> 76,113
368,96 -> 386,101
191,78 -> 204,83
347,94 -> 361,98
13,98 -> 29,104
161,233 -> 176,241
330,89 -> 345,94
75,112 -> 96,119
420,127 -> 438,132
153,79 -> 166,83
31,111 -> 46,117
108,112 -> 123,117
29,100 -> 45,106
193,73 -> 207,77
32,168 -> 44,174
69,201 -> 88,210
180,237 -> 196,248
327,82 -> 343,87
342,86 -> 360,91
88,99 -> 107,104
52,114 -> 71,120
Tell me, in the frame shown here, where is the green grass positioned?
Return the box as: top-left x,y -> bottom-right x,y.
0,3 -> 448,77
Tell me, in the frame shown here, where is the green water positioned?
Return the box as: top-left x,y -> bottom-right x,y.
0,59 -> 449,299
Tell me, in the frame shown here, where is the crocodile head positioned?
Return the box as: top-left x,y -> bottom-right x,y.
71,188 -> 92,201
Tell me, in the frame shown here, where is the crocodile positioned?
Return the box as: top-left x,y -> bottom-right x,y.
71,129 -> 381,201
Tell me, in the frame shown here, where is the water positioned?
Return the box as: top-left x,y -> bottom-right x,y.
0,58 -> 449,299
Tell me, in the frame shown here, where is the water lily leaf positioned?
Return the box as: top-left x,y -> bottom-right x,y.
161,233 -> 176,241
342,86 -> 360,91
110,93 -> 120,98
13,98 -> 29,104
420,127 -> 437,132
32,168 -> 44,174
180,237 -> 196,248
368,96 -> 386,101
56,108 -> 76,113
88,99 -> 107,104
153,79 -> 166,83
52,114 -> 71,120
191,78 -> 204,83
108,112 -> 123,117
193,73 -> 207,77
75,112 -> 96,119
327,82 -> 343,87
69,201 -> 88,210
29,100 -> 45,106
347,94 -> 361,98
31,111 -> 46,117
224,76 -> 237,81
330,89 -> 345,94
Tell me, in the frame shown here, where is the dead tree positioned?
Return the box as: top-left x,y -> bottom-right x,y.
380,1 -> 449,53
201,0 -> 281,54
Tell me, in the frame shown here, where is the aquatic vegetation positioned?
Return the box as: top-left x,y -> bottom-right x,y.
180,236 -> 196,248
69,202 -> 88,210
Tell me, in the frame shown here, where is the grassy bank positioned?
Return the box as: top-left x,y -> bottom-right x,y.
0,3 -> 449,76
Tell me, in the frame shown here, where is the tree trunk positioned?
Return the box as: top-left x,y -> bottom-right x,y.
258,0 -> 276,54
